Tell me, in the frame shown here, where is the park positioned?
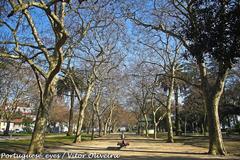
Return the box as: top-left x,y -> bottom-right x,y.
0,0 -> 240,159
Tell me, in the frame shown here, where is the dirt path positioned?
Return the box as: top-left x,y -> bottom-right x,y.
46,133 -> 240,160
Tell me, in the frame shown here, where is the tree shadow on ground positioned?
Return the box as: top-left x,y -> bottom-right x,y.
43,152 -> 238,160
95,138 -> 165,144
106,146 -> 121,150
174,135 -> 240,156
0,142 -> 28,153
48,145 -> 207,155
120,155 -> 236,160
0,150 -> 19,154
174,136 -> 208,148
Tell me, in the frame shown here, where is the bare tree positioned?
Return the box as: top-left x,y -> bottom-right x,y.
134,32 -> 183,142
126,0 -> 240,155
93,85 -> 103,137
0,63 -> 33,136
0,0 -> 72,153
149,83 -> 167,139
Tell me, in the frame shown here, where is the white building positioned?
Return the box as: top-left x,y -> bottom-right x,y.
0,104 -> 36,132
0,120 -> 24,132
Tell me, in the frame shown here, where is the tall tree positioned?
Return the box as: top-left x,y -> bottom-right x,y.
0,0 -> 72,153
57,70 -> 81,136
139,33 -> 184,142
127,0 -> 240,155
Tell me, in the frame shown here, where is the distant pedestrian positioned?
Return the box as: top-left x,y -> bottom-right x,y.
121,131 -> 125,140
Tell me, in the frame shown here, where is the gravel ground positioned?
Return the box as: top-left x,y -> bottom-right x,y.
45,133 -> 240,160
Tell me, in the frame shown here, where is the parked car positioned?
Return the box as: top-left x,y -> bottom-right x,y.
22,127 -> 33,133
15,129 -> 23,133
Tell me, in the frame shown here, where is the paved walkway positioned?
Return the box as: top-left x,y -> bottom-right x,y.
46,133 -> 240,160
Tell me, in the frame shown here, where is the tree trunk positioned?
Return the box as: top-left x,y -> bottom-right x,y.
184,116 -> 187,136
103,122 -> 108,135
196,122 -> 199,133
3,120 -> 10,136
67,89 -> 74,136
205,93 -> 226,155
192,122 -> 195,133
175,86 -> 181,136
227,116 -> 231,128
166,111 -> 174,142
102,108 -> 113,136
108,125 -> 111,134
197,58 -> 227,155
86,118 -> 92,135
166,71 -> 174,143
108,111 -> 113,134
73,82 -> 94,143
74,100 -> 85,143
103,117 -> 110,135
201,123 -> 204,135
98,116 -> 102,137
91,111 -> 95,140
28,94 -> 53,154
143,114 -> 149,137
93,90 -> 102,136
233,115 -> 238,126
87,121 -> 91,134
112,122 -> 117,133
137,121 -> 140,135
74,101 -> 84,143
154,123 -> 157,139
153,111 -> 158,139
203,104 -> 208,136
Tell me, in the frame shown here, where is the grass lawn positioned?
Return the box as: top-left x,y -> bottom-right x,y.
0,133 -> 93,154
1,133 -> 67,137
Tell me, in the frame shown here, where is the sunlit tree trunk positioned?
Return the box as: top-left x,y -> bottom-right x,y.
198,60 -> 227,155
205,92 -> 226,155
98,117 -> 103,137
91,111 -> 95,140
143,113 -> 149,137
74,83 -> 94,143
154,123 -> 157,139
112,121 -> 117,133
103,122 -> 108,135
103,110 -> 113,135
74,100 -> 84,143
74,100 -> 87,143
153,111 -> 157,139
67,89 -> 74,136
166,69 -> 175,143
103,120 -> 109,135
108,110 -> 113,134
28,82 -> 55,154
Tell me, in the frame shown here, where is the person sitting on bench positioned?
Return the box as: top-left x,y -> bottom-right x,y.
117,132 -> 129,148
